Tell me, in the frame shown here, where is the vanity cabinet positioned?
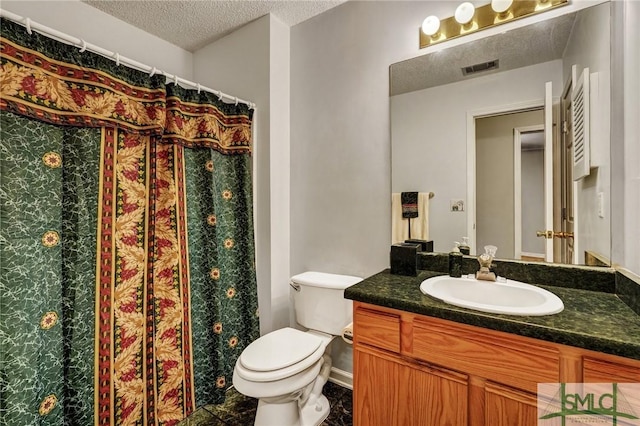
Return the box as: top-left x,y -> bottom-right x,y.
353,306 -> 468,425
352,301 -> 640,426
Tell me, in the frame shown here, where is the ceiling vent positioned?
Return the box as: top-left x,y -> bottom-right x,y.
462,59 -> 499,76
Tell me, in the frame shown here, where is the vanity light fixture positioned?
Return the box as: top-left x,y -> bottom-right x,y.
491,0 -> 513,14
421,15 -> 441,38
455,2 -> 476,25
419,0 -> 568,49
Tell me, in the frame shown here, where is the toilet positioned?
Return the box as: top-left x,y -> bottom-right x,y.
232,271 -> 362,426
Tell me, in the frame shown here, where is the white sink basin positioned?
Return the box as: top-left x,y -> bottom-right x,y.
420,275 -> 564,316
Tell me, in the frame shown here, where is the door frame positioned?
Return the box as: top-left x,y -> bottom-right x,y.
466,99 -> 544,256
513,125 -> 545,261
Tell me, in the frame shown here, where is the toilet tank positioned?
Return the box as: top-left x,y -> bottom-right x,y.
290,272 -> 362,335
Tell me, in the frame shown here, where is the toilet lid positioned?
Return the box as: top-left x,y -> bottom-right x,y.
240,327 -> 322,372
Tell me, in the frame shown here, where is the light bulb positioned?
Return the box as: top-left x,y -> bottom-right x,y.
455,2 -> 476,25
421,15 -> 440,37
491,0 -> 513,13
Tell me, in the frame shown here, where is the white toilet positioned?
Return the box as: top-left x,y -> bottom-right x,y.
232,271 -> 362,426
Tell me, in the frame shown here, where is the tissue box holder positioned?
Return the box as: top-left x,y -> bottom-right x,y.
390,243 -> 420,276
404,239 -> 433,252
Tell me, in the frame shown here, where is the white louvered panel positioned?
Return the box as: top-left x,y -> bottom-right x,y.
572,67 -> 590,180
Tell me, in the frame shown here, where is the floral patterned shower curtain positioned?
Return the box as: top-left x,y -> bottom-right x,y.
0,19 -> 259,426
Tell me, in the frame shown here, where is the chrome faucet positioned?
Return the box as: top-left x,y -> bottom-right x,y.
476,245 -> 497,282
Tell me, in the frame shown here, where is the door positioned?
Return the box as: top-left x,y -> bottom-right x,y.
538,78 -> 576,265
543,81 -> 554,262
560,77 -> 575,264
353,347 -> 402,426
485,382 -> 538,426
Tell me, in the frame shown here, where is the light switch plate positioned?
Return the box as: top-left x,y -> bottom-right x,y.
450,199 -> 465,212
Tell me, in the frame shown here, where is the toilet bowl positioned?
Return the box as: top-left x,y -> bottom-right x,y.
232,272 -> 362,426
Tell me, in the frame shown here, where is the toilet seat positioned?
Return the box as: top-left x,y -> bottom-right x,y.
236,328 -> 327,382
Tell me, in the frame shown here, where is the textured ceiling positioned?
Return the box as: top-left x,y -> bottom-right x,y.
390,11 -> 577,96
83,0 -> 347,52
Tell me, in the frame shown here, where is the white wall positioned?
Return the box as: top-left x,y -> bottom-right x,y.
622,0 -> 640,275
268,17 -> 292,332
562,2 -> 611,263
1,0 -> 192,78
391,61 -> 561,254
291,1 -> 447,375
193,15 -> 292,335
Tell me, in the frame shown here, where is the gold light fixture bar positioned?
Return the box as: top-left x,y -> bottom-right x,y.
419,0 -> 569,49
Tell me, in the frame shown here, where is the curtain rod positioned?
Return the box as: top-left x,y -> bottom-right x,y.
0,9 -> 256,109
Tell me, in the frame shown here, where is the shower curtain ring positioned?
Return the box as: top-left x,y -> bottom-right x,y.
114,52 -> 120,66
217,91 -> 223,101
174,74 -> 179,85
149,67 -> 157,77
234,97 -> 238,106
197,83 -> 201,94
25,18 -> 32,35
79,39 -> 87,53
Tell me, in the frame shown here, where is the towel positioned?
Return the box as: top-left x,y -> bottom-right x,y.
392,192 -> 430,244
401,192 -> 419,218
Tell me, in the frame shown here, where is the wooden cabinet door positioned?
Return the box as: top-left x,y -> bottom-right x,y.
353,347 -> 402,426
402,363 -> 468,426
354,345 -> 468,426
583,356 -> 640,383
484,382 -> 538,426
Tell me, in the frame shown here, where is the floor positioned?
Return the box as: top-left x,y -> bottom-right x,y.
178,381 -> 353,426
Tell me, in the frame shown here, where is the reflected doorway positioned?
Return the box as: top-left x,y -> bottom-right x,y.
515,127 -> 545,262
475,109 -> 545,260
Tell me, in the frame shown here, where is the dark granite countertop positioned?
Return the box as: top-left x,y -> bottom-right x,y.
344,269 -> 640,361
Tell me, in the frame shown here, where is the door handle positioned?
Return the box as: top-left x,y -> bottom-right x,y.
536,230 -> 574,239
536,230 -> 553,239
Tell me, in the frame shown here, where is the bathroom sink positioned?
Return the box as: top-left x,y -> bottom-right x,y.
419,276 -> 564,316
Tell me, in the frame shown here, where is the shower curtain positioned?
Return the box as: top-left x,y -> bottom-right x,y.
0,19 -> 259,426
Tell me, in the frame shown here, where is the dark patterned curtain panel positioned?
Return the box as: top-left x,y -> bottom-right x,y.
0,19 -> 259,426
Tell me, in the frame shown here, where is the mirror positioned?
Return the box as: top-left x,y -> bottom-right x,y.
390,3 -> 611,266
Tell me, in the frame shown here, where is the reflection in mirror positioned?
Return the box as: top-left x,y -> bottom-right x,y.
390,3 -> 611,266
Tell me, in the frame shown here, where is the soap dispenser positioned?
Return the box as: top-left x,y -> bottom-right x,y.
459,237 -> 470,255
448,242 -> 463,278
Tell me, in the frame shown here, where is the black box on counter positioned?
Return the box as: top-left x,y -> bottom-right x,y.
390,243 -> 420,276
404,239 -> 433,252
